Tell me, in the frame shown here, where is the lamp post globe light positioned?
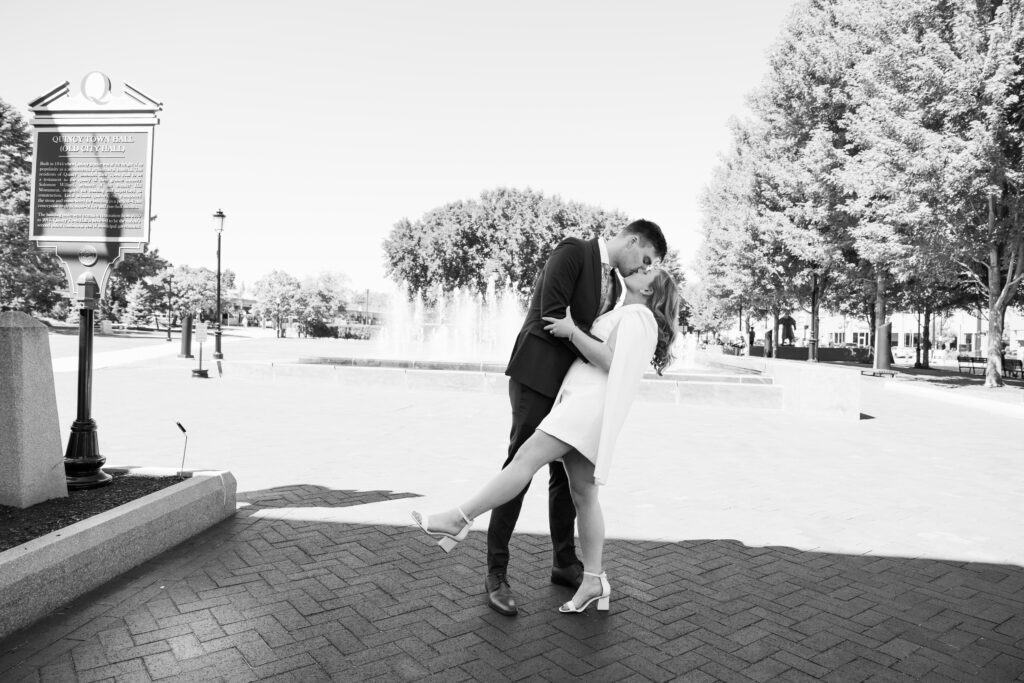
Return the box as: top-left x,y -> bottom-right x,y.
213,209 -> 225,360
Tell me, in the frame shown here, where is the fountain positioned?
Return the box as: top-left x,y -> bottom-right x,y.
374,280 -> 524,364
293,280 -> 783,411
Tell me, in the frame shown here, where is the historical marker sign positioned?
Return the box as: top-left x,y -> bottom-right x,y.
28,72 -> 161,300
32,130 -> 152,241
27,73 -> 163,489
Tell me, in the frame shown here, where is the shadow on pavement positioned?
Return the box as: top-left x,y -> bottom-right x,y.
237,485 -> 420,510
1,485 -> 1022,681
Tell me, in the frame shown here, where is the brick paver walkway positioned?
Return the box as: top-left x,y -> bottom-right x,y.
0,331 -> 1021,681
3,484 -> 1023,681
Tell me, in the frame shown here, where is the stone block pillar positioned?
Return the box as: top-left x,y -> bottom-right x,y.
0,311 -> 68,508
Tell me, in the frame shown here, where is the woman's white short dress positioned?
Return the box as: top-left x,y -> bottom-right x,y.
537,304 -> 657,485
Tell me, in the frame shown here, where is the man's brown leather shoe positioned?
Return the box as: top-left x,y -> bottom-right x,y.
485,573 -> 517,616
550,562 -> 584,589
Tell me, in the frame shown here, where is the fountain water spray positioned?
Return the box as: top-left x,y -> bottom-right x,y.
375,278 -> 524,363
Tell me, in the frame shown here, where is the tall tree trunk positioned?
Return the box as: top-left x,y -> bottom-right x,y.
913,311 -> 922,368
867,305 -> 876,356
984,239 -> 1004,387
808,271 -> 820,362
985,304 -> 1006,387
985,194 -> 1005,387
873,269 -> 891,371
770,308 -> 780,358
920,307 -> 931,369
982,191 -> 1024,386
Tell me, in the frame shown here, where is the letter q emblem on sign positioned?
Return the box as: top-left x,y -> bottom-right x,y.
81,71 -> 113,104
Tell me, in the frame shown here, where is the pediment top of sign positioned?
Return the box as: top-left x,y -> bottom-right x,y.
29,73 -> 162,113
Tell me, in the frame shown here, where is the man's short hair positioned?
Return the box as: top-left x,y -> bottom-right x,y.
622,219 -> 667,260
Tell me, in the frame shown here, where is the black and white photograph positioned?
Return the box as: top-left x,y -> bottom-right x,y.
1,0 -> 1022,680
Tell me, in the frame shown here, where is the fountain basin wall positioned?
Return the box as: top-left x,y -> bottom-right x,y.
698,353 -> 861,419
231,358 -> 785,410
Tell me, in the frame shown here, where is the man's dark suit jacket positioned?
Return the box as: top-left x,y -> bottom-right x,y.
505,237 -> 609,398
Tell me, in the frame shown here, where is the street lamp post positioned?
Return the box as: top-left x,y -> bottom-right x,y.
165,275 -> 174,342
213,209 -> 225,360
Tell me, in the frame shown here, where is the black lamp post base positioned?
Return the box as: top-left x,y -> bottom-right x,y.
65,419 -> 100,458
65,463 -> 113,490
65,425 -> 111,490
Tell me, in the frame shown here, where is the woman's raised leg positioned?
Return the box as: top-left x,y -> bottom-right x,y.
420,431 -> 573,536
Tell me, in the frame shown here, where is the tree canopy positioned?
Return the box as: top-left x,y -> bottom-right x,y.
252,270 -> 301,337
0,99 -> 65,314
698,0 -> 1024,384
384,187 -> 660,304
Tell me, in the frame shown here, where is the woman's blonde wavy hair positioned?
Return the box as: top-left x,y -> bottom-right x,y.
645,270 -> 681,375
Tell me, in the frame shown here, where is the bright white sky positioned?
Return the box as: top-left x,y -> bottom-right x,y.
4,0 -> 796,292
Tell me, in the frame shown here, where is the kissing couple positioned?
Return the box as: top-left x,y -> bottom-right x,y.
413,219 -> 679,615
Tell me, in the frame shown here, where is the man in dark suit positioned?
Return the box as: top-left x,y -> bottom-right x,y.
486,219 -> 668,615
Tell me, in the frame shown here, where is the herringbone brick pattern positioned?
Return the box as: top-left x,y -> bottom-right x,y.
2,485 -> 1022,681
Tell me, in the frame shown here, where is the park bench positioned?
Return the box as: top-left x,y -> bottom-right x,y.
956,355 -> 1024,379
956,355 -> 986,375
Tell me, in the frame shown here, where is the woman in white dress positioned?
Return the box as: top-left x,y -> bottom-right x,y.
413,269 -> 680,614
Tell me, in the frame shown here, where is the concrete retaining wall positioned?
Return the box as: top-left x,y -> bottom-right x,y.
0,468 -> 236,641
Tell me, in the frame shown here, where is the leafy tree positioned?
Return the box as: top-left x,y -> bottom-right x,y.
253,270 -> 301,337
699,119 -> 804,355
709,0 -> 1024,381
122,281 -> 155,327
684,280 -> 734,339
296,271 -> 349,337
748,0 -> 873,360
102,247 -> 170,322
145,264 -> 236,323
0,98 -> 65,314
0,98 -> 31,216
0,214 -> 65,313
941,0 -> 1024,386
168,265 -> 217,319
659,248 -> 691,329
146,269 -> 177,329
384,187 -> 630,304
838,0 -> 1024,385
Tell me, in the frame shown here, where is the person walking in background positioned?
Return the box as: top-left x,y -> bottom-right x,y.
413,268 -> 680,614
779,313 -> 797,345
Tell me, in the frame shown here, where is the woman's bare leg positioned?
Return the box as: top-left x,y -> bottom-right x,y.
425,431 -> 572,534
562,451 -> 606,606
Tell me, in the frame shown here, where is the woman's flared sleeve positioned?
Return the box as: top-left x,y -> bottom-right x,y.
593,306 -> 658,485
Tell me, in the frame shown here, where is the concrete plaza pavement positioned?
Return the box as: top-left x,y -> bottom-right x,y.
0,329 -> 1022,681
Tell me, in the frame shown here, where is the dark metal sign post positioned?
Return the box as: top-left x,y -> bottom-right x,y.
28,72 -> 161,489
